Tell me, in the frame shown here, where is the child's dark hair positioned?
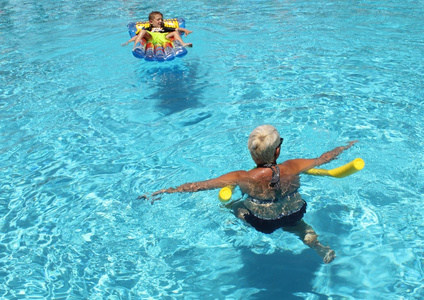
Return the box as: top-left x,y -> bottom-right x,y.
149,11 -> 163,21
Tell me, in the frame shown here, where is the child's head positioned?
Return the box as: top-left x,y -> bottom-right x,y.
148,11 -> 164,28
149,11 -> 163,21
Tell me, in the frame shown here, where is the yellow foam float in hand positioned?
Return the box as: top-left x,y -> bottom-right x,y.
305,158 -> 365,178
218,158 -> 365,203
218,186 -> 235,203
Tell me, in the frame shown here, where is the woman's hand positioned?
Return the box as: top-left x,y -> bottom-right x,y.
345,140 -> 359,149
138,187 -> 177,204
137,193 -> 162,204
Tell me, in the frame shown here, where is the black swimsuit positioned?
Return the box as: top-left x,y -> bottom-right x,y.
243,164 -> 306,234
144,25 -> 176,33
244,200 -> 307,234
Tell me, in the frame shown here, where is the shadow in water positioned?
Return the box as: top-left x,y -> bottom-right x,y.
140,63 -> 203,116
239,247 -> 324,299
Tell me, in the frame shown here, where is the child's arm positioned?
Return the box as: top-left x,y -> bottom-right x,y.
121,36 -> 137,46
176,27 -> 193,36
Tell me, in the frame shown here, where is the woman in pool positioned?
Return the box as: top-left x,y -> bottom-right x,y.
147,125 -> 357,263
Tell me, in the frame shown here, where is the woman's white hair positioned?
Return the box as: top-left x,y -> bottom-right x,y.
248,125 -> 280,165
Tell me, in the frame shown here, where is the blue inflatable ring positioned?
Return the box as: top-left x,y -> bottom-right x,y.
127,18 -> 188,62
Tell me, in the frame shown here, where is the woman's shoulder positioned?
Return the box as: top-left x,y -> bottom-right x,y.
278,159 -> 304,175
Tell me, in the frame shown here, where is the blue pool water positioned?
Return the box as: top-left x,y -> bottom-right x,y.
1,0 -> 424,298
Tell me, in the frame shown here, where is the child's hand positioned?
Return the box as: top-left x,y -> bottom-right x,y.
185,30 -> 193,36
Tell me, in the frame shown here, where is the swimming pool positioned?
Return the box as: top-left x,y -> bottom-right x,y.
1,0 -> 423,298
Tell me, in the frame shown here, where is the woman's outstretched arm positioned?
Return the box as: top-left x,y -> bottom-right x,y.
140,170 -> 248,202
283,140 -> 358,174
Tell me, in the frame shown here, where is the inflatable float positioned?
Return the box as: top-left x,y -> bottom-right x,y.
127,18 -> 188,61
218,158 -> 365,203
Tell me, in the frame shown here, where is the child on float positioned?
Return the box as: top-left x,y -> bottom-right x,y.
121,11 -> 193,49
